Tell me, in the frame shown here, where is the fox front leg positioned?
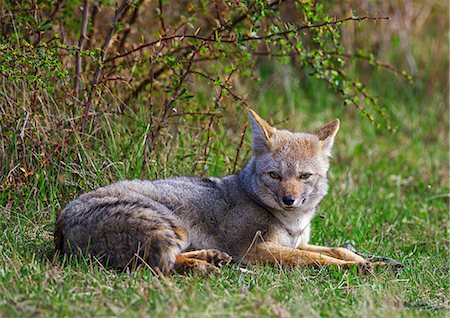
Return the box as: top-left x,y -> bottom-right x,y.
297,244 -> 367,263
244,243 -> 370,269
298,244 -> 387,268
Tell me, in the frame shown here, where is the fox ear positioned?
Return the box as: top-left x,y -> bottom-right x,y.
314,119 -> 340,154
248,109 -> 276,155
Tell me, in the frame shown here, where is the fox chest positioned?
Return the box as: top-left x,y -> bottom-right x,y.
271,217 -> 312,248
275,228 -> 309,248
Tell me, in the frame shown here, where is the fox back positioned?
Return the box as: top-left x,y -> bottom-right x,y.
55,110 -> 340,272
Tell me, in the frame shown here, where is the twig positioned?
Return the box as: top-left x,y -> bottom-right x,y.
105,1 -> 257,64
325,50 -> 411,80
85,3 -> 99,51
125,45 -> 196,104
238,230 -> 282,269
158,0 -> 166,32
74,0 -> 90,98
148,47 -> 201,152
117,0 -> 144,52
40,0 -> 64,28
190,70 -> 249,107
82,0 -> 130,124
104,15 -> 389,64
49,0 -> 64,20
232,124 -> 247,174
252,49 -> 408,79
214,0 -> 225,28
200,114 -> 216,174
193,69 -> 236,173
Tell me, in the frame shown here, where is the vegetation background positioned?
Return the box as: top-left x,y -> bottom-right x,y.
0,0 -> 448,316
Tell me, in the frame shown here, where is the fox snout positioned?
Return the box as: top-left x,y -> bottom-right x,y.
282,195 -> 296,206
279,194 -> 303,208
278,179 -> 304,209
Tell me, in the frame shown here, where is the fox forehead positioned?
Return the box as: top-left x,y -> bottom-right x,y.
271,130 -> 321,158
265,130 -> 327,173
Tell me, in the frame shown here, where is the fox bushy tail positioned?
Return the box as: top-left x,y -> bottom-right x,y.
55,196 -> 188,272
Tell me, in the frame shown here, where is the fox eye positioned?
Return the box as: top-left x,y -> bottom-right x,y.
268,172 -> 281,180
299,173 -> 312,180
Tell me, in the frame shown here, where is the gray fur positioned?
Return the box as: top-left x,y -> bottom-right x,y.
55,111 -> 339,272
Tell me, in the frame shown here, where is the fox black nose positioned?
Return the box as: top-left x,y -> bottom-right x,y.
282,196 -> 296,206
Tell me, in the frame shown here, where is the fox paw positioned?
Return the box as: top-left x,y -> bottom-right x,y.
195,262 -> 221,275
203,249 -> 232,267
180,249 -> 232,267
358,261 -> 374,272
174,255 -> 221,275
356,261 -> 387,272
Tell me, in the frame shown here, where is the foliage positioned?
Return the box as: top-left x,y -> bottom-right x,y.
1,0 -> 397,130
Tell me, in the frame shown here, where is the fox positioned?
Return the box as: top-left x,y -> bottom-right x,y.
55,109 -> 377,274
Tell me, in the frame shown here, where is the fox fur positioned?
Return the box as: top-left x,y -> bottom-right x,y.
55,109 -> 374,273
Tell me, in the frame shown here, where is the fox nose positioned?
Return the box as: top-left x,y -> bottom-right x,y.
282,196 -> 296,206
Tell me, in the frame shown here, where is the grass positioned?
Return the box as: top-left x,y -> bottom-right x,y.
0,67 -> 448,317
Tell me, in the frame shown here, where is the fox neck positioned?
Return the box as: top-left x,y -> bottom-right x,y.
239,157 -> 316,240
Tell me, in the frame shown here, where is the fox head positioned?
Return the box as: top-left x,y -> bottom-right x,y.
243,109 -> 339,212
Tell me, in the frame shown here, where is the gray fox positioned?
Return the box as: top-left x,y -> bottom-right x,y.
55,109 -> 376,273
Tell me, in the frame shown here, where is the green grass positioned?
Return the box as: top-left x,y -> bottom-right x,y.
0,70 -> 448,317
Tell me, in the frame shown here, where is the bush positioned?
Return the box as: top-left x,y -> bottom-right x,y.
0,0 -> 405,184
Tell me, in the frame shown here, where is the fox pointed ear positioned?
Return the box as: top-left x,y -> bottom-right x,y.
314,119 -> 340,154
248,109 -> 276,155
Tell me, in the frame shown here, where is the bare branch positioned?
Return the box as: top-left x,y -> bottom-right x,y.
149,48 -> 202,152
104,15 -> 389,64
86,3 -> 99,51
232,124 -> 248,174
190,70 -> 249,107
158,0 -> 166,33
117,0 -> 144,52
74,0 -> 90,98
83,0 -> 130,124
